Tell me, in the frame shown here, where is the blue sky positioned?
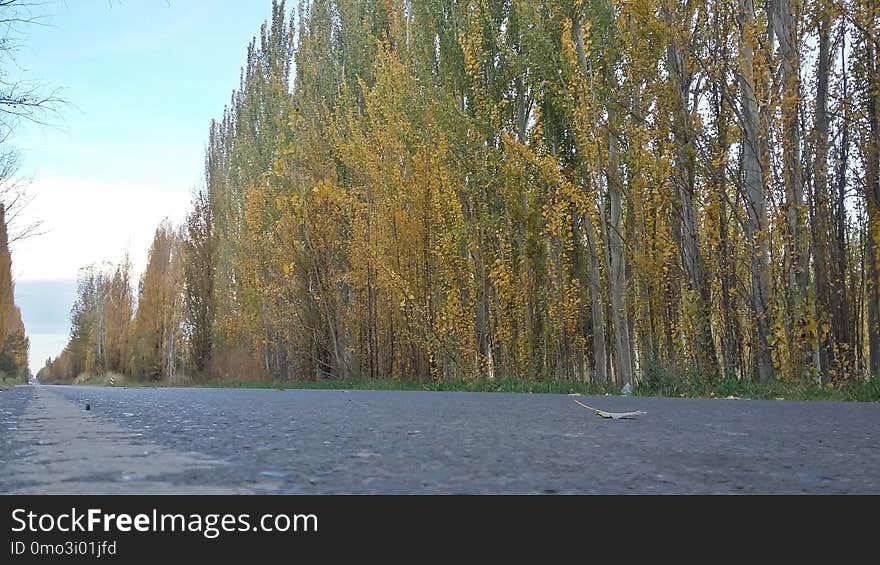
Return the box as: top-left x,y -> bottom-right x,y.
9,0 -> 282,370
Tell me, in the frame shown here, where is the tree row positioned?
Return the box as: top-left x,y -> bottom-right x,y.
43,0 -> 880,386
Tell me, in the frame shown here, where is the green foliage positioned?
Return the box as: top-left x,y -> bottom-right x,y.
66,371 -> 880,402
0,330 -> 27,375
638,368 -> 880,403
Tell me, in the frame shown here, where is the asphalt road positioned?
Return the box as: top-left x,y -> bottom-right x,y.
1,384 -> 878,494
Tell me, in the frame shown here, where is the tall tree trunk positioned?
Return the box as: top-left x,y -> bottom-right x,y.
864,12 -> 880,377
605,108 -> 634,387
738,0 -> 775,382
810,11 -> 835,379
583,213 -> 608,383
773,0 -> 812,378
712,68 -> 740,378
835,26 -> 853,373
572,19 -> 613,384
664,5 -> 719,377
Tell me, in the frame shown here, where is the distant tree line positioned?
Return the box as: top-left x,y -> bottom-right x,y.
42,0 -> 880,386
38,224 -> 182,383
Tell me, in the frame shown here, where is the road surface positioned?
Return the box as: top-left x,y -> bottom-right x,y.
1,384 -> 878,493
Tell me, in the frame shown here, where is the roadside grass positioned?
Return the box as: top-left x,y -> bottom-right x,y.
50,371 -> 880,401
0,375 -> 25,388
199,377 -> 622,395
636,374 -> 880,402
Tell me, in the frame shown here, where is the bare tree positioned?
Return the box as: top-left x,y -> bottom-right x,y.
0,148 -> 40,242
0,0 -> 60,243
0,0 -> 61,129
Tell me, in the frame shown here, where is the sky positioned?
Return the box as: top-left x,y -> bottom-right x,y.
7,0 -> 280,371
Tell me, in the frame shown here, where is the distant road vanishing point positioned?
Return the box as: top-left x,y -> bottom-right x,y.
1,385 -> 878,494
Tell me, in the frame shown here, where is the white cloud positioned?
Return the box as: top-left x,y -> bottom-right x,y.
11,176 -> 191,282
